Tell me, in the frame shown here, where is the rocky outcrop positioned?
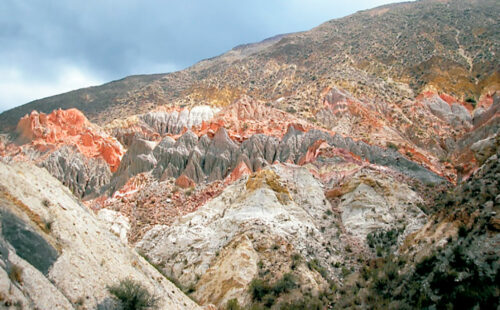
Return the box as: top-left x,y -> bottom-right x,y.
423,94 -> 471,127
112,124 -> 444,195
97,208 -> 131,244
112,138 -> 158,191
16,109 -> 123,172
471,133 -> 500,165
136,166 -> 339,307
0,161 -> 200,310
40,146 -> 112,199
175,174 -> 196,189
136,164 -> 427,308
140,105 -> 218,135
87,173 -> 227,244
333,170 -> 426,240
471,92 -> 499,129
0,109 -> 125,199
103,106 -> 219,148
451,93 -> 499,178
198,95 -> 312,142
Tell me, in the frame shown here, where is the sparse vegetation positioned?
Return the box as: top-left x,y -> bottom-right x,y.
249,279 -> 271,302
291,253 -> 302,270
307,259 -> 328,279
272,273 -> 297,295
43,217 -> 54,232
226,298 -> 242,310
8,264 -> 23,284
386,141 -> 398,150
42,198 -> 51,207
366,228 -> 403,257
107,278 -> 158,310
337,156 -> 500,309
249,272 -> 299,308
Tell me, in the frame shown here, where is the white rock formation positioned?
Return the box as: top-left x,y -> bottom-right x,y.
338,170 -> 426,241
0,161 -> 200,310
140,105 -> 219,135
97,208 -> 131,244
137,164 -> 341,307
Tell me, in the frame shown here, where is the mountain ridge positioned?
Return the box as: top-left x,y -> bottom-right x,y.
1,0 -> 498,133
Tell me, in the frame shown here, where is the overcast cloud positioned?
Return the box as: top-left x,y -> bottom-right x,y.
0,0 -> 403,112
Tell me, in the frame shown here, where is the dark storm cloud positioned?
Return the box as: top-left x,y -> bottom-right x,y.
0,0 -> 402,112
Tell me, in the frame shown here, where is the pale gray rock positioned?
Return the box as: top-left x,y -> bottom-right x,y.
471,133 -> 500,165
0,161 -> 200,310
472,107 -> 486,127
111,138 -> 157,191
424,95 -> 453,121
111,120 -> 445,195
338,170 -> 426,241
137,165 -> 340,288
140,106 -> 218,135
40,146 -> 111,200
451,103 -> 472,123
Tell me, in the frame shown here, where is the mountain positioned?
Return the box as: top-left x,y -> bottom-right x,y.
0,0 -> 499,309
0,0 -> 498,133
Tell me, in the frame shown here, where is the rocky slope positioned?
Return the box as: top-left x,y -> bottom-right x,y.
0,109 -> 123,199
136,164 -> 427,308
0,0 -> 497,133
336,132 -> 499,309
0,161 -> 200,310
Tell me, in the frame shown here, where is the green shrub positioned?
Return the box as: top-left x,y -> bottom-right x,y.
272,273 -> 297,295
367,228 -> 402,257
107,278 -> 158,310
415,253 -> 437,276
307,259 -> 328,279
458,225 -> 468,238
262,294 -> 276,307
249,279 -> 271,302
465,97 -> 476,104
386,141 -> 398,150
226,298 -> 241,310
291,253 -> 302,270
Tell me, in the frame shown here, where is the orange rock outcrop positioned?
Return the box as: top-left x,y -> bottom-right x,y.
15,109 -> 124,172
193,95 -> 313,142
175,174 -> 196,189
224,161 -> 252,184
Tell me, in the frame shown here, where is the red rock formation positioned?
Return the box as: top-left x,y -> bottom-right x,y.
298,140 -> 330,165
86,175 -> 226,243
224,161 -> 252,184
15,109 -> 124,172
194,95 -> 314,142
175,174 -> 196,189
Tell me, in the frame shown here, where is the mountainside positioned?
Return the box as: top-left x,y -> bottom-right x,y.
0,0 -> 498,133
0,0 -> 499,309
0,161 -> 200,310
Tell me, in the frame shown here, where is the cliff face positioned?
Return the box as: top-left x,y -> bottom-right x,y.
1,109 -> 123,200
15,109 -> 123,172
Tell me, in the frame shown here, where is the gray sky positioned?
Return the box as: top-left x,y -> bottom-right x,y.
0,0 -> 403,113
